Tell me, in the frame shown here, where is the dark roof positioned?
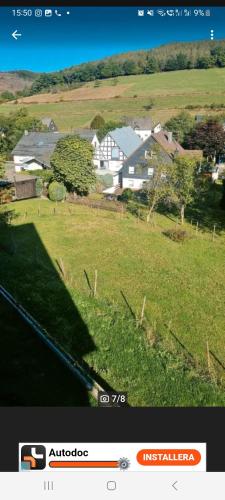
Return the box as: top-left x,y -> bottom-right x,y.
152,130 -> 185,155
12,132 -> 68,167
124,117 -> 153,130
73,128 -> 98,141
122,135 -> 172,179
109,126 -> 142,157
12,131 -> 96,167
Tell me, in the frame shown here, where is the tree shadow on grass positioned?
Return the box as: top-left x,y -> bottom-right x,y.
0,212 -> 97,406
184,205 -> 225,235
156,200 -> 225,235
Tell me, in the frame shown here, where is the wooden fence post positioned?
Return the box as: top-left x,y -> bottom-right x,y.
93,270 -> 98,297
140,296 -> 146,326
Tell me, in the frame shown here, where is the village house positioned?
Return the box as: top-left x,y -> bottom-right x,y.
94,126 -> 142,186
41,117 -> 58,132
12,130 -> 99,172
12,132 -> 68,171
73,128 -> 99,149
124,117 -> 162,141
121,130 -> 203,190
10,125 -> 203,193
121,135 -> 172,189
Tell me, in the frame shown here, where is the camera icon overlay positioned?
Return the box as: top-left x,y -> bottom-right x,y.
20,445 -> 46,470
98,391 -> 128,407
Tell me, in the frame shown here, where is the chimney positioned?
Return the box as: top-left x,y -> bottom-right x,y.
24,130 -> 29,136
167,131 -> 173,143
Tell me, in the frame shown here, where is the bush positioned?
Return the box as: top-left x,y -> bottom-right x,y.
1,90 -> 15,101
118,188 -> 134,203
185,104 -> 199,110
163,228 -> 189,242
48,181 -> 66,202
35,178 -> 43,197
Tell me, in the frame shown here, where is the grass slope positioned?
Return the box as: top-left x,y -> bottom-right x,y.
1,199 -> 225,406
0,297 -> 94,406
1,68 -> 225,129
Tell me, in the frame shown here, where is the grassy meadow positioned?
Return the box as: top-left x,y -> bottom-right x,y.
1,198 -> 225,406
1,68 -> 225,129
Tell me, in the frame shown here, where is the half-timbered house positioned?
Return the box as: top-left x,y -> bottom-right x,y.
94,126 -> 142,186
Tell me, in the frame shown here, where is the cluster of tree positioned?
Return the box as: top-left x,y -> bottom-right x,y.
165,113 -> 225,160
0,108 -> 45,156
18,44 -> 225,96
0,86 -> 34,102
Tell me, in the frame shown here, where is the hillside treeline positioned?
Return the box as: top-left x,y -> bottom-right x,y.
3,40 -> 225,101
28,41 -> 225,95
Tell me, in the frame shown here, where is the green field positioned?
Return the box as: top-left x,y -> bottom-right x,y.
1,68 -> 225,130
1,198 -> 225,406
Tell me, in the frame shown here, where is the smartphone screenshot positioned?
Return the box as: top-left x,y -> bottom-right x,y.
0,0 -> 225,497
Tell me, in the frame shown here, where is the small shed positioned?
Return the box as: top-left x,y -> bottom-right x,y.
13,174 -> 37,200
0,164 -> 38,202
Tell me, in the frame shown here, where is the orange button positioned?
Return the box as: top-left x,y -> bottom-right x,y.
137,449 -> 201,466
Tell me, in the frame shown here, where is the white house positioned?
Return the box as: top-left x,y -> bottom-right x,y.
121,129 -> 203,190
12,129 -> 99,172
123,117 -> 162,142
94,126 -> 142,186
12,131 -> 68,172
121,134 -> 173,190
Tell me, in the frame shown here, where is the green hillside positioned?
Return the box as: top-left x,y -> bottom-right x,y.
1,67 -> 225,129
1,199 -> 225,406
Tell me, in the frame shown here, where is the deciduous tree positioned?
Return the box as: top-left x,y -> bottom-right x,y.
143,146 -> 172,221
184,119 -> 225,161
170,156 -> 197,224
50,135 -> 96,195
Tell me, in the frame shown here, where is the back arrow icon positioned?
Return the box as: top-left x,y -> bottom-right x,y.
172,481 -> 178,491
12,30 -> 22,40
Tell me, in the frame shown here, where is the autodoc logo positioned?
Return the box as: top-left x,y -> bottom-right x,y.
21,445 -> 46,470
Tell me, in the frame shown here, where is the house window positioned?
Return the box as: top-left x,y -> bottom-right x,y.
129,166 -> 135,174
148,167 -> 154,176
145,150 -> 156,160
111,147 -> 120,159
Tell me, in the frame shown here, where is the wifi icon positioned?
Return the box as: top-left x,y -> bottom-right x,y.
157,9 -> 166,16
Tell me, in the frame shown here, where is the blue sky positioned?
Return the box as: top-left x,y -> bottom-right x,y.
0,6 -> 225,72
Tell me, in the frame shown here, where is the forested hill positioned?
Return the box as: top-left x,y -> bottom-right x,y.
2,39 -> 225,99
28,39 -> 225,95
